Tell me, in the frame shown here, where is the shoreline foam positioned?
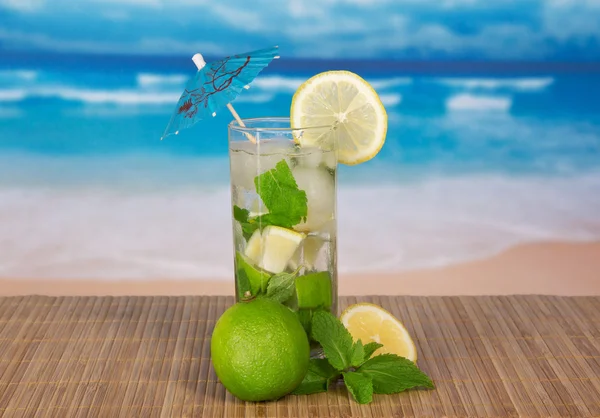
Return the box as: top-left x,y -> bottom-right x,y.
1,172 -> 599,280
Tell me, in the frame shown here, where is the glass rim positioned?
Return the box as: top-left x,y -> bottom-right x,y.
228,117 -> 333,133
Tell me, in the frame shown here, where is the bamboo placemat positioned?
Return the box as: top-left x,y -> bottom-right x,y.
0,295 -> 599,417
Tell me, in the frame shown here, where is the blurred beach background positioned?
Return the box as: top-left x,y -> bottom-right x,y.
1,0 -> 599,295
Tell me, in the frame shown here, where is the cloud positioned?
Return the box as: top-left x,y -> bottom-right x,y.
208,4 -> 265,32
0,0 -> 44,11
1,0 -> 599,60
0,28 -> 226,55
0,0 -> 210,10
542,0 -> 600,43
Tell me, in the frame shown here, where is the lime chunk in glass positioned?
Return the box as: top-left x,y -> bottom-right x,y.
295,271 -> 332,309
236,251 -> 271,296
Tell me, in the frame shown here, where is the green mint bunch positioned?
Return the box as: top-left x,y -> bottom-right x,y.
292,311 -> 434,404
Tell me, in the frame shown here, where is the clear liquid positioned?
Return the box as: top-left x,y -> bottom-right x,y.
229,139 -> 338,339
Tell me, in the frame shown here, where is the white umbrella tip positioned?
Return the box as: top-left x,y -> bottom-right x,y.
192,53 -> 206,70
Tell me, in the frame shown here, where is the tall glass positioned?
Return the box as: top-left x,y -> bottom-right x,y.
228,117 -> 338,337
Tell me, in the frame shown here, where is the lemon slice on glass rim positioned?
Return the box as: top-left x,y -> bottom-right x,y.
290,70 -> 387,165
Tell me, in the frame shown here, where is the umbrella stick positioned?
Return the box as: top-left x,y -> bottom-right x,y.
226,103 -> 257,144
191,53 -> 257,144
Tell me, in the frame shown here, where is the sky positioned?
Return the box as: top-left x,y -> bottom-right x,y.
0,0 -> 599,60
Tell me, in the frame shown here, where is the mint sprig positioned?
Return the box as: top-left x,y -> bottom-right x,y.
293,311 -> 434,404
233,160 -> 308,240
359,354 -> 434,394
254,160 -> 307,228
311,310 -> 356,371
291,358 -> 338,395
363,342 -> 383,361
233,206 -> 259,241
265,268 -> 301,304
342,371 -> 373,404
350,339 -> 365,368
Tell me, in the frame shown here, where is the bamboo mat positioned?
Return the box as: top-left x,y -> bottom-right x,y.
0,296 -> 599,417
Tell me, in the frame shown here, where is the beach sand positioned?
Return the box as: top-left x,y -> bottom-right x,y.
1,241 -> 598,296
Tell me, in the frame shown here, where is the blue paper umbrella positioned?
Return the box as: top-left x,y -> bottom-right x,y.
162,46 -> 279,139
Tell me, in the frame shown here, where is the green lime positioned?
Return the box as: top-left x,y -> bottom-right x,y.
295,271 -> 332,309
211,298 -> 310,401
235,252 -> 270,297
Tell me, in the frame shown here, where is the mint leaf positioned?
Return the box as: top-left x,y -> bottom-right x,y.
233,205 -> 259,240
292,359 -> 340,395
351,340 -> 365,368
266,269 -> 299,304
343,371 -> 373,404
233,160 -> 308,240
359,354 -> 434,394
363,342 -> 383,361
254,160 -> 307,228
235,266 -> 252,300
311,311 -> 354,371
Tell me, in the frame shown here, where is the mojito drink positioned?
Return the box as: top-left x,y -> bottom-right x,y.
229,118 -> 337,337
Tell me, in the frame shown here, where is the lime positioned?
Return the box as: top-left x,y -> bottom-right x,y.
211,298 -> 310,401
295,272 -> 332,309
235,252 -> 270,296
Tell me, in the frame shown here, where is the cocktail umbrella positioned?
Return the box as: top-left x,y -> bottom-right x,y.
162,46 -> 279,142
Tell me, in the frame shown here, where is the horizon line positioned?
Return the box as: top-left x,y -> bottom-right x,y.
1,50 -> 600,74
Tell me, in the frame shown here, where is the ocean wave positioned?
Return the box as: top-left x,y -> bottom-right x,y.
0,89 -> 27,101
251,75 -> 413,94
251,75 -> 305,92
71,105 -> 174,117
446,93 -> 512,111
370,77 -> 413,89
379,93 -> 402,106
0,106 -> 23,118
0,86 -> 179,105
136,73 -> 188,88
235,93 -> 275,103
0,69 -> 37,81
436,77 -> 554,91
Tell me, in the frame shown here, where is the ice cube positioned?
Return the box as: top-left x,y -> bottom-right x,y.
316,218 -> 337,240
230,139 -> 295,190
322,150 -> 338,170
288,235 -> 325,270
297,146 -> 323,168
295,146 -> 338,170
292,166 -> 335,232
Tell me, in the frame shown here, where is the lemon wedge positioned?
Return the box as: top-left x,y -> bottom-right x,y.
290,70 -> 387,165
244,226 -> 305,274
340,303 -> 417,362
244,229 -> 264,264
